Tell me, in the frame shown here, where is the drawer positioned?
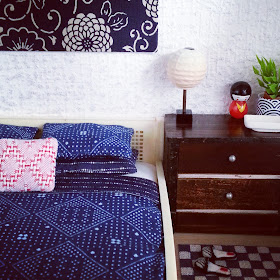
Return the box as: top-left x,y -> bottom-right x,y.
176,212 -> 279,234
177,178 -> 280,210
178,142 -> 280,174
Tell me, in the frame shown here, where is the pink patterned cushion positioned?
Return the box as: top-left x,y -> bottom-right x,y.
0,138 -> 58,192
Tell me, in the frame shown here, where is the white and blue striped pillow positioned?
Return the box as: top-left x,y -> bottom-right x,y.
56,149 -> 138,175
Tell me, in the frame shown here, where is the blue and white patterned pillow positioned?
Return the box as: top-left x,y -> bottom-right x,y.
42,123 -> 134,160
56,149 -> 138,175
0,124 -> 38,139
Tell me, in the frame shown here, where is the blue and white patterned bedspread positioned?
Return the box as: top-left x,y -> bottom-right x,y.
0,174 -> 165,280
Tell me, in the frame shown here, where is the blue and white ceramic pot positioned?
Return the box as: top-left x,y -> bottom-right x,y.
256,92 -> 280,115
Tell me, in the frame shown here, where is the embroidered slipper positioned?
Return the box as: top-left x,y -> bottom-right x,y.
202,246 -> 237,261
193,257 -> 231,276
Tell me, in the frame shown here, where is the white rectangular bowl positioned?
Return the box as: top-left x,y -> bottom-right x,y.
244,114 -> 280,132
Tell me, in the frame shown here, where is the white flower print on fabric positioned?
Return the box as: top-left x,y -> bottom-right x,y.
123,29 -> 149,52
122,0 -> 158,52
59,0 -> 95,14
2,0 -> 60,36
62,13 -> 113,52
0,0 -> 158,52
142,0 -> 158,22
101,1 -> 129,31
0,27 -> 47,51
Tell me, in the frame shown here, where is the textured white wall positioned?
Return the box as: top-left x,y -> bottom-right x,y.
1,0 -> 280,118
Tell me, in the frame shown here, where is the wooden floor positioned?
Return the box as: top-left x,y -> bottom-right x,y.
174,232 -> 280,280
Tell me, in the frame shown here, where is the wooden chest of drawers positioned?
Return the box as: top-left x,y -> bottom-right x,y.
163,114 -> 280,234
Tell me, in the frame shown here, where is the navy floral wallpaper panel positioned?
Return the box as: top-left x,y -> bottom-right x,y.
0,0 -> 158,52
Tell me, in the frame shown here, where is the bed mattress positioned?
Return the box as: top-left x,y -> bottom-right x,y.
0,174 -> 165,280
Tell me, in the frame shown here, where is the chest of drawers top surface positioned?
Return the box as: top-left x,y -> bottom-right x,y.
164,114 -> 280,174
164,114 -> 280,143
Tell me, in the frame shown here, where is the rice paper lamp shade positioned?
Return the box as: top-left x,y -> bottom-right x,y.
167,48 -> 207,124
167,48 -> 207,89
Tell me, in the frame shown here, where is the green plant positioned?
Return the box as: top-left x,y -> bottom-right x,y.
253,55 -> 280,99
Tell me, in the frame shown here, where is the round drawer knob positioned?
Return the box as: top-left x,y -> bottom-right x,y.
226,192 -> 233,200
228,155 -> 236,162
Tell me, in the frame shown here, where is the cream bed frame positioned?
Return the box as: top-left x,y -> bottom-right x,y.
0,116 -> 177,280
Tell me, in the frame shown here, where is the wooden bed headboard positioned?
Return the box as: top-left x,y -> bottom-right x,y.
0,117 -> 164,164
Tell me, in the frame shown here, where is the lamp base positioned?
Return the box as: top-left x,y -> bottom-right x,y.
176,109 -> 192,125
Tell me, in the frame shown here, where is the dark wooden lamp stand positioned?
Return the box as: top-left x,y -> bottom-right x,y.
176,89 -> 192,125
